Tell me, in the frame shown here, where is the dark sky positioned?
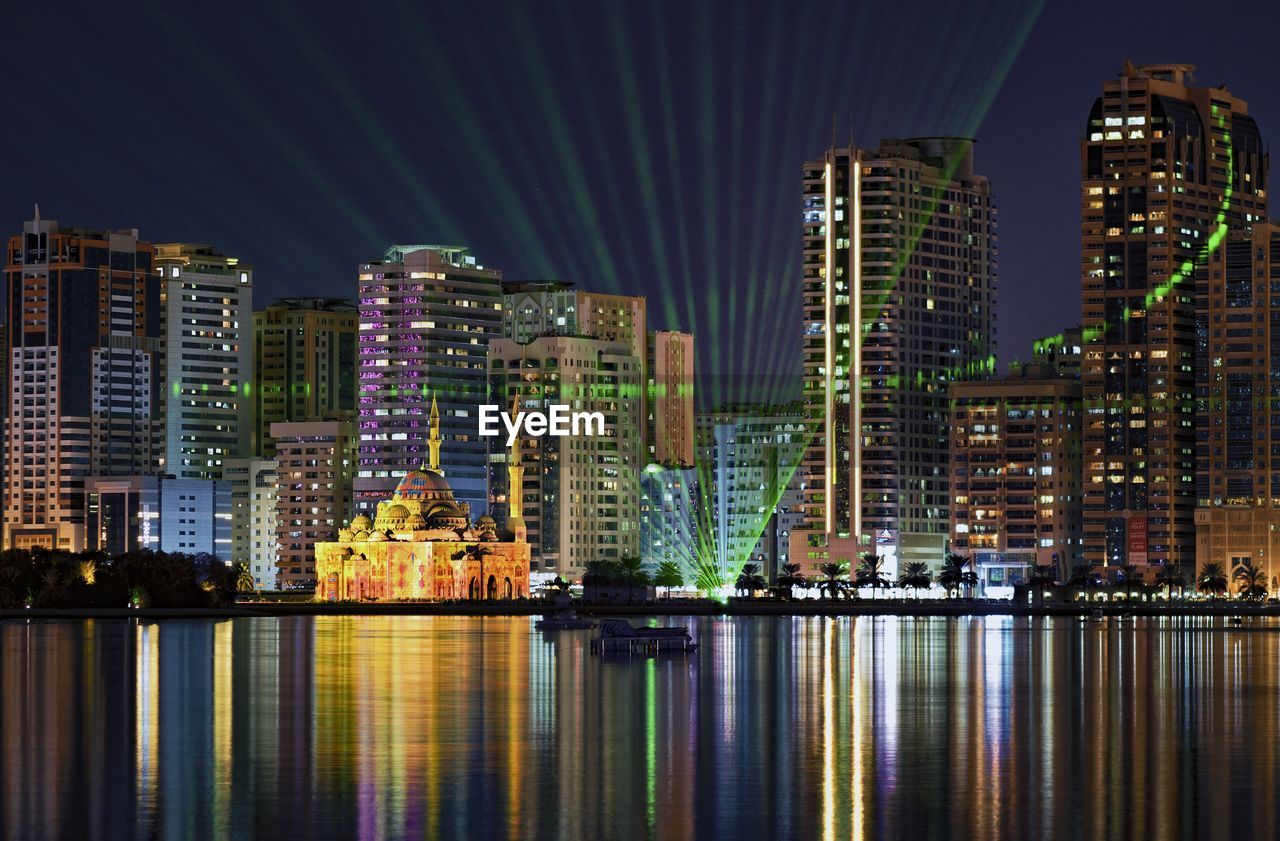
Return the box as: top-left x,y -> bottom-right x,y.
5,0 -> 1279,403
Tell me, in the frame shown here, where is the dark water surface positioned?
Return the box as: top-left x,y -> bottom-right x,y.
2,615 -> 1279,840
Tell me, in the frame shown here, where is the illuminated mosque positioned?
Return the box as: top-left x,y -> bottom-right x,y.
315,397 -> 530,601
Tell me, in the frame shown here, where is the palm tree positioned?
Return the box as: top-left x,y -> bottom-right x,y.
777,562 -> 806,600
897,562 -> 932,598
1197,562 -> 1228,598
1028,564 -> 1057,606
854,552 -> 891,599
1115,563 -> 1143,601
1155,561 -> 1187,601
233,562 -> 256,594
654,561 -> 684,598
937,553 -> 978,599
735,562 -> 767,598
77,559 -> 97,586
817,561 -> 849,601
583,559 -> 620,586
1233,564 -> 1269,601
617,554 -> 651,602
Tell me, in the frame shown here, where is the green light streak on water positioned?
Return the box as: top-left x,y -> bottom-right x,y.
645,660 -> 656,838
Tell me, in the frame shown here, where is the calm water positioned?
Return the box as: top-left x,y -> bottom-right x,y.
2,615 -> 1279,840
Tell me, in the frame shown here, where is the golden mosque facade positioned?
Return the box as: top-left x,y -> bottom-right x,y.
315,398 -> 530,601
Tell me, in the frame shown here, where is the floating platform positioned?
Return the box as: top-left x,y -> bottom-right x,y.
590,620 -> 698,653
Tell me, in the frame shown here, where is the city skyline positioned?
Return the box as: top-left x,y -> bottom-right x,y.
8,1 -> 1280,401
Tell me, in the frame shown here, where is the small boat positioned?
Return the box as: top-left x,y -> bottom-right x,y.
536,614 -> 595,631
1089,609 -> 1105,622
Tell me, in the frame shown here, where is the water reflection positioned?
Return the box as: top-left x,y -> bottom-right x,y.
2,615 -> 1280,840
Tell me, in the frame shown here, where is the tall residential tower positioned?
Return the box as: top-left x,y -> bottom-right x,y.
252,297 -> 357,457
796,138 -> 997,574
1080,62 -> 1267,570
3,212 -> 160,551
155,243 -> 252,479
355,246 -> 503,516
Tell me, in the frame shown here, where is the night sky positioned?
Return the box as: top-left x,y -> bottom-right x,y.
5,0 -> 1279,403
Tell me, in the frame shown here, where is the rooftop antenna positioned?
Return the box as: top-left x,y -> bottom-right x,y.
33,203 -> 40,223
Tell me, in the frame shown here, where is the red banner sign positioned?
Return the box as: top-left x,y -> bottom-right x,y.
1127,516 -> 1148,565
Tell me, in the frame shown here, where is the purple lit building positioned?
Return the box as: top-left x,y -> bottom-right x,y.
354,245 -> 503,517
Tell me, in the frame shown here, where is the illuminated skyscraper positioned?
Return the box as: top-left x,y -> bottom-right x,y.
355,246 -> 503,517
796,138 -> 997,574
272,419 -> 356,588
1080,62 -> 1267,570
155,243 -> 252,479
501,280 -> 647,358
697,405 -> 806,582
1194,222 -> 1280,586
487,334 -> 644,578
252,297 -> 357,457
648,331 -> 695,467
948,367 -> 1083,594
3,211 -> 160,551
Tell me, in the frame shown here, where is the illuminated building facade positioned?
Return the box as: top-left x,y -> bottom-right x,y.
1031,326 -> 1084,379
797,138 -> 997,574
1081,62 -> 1268,571
356,245 -> 502,518
225,457 -> 279,590
272,419 -> 356,588
315,399 -> 529,601
501,280 -> 647,360
252,297 -> 356,457
83,474 -> 231,556
155,244 -> 252,479
698,405 -> 807,582
639,463 -> 699,573
1194,222 -> 1280,588
3,211 -> 160,551
948,369 -> 1083,595
648,330 -> 695,467
487,334 -> 643,578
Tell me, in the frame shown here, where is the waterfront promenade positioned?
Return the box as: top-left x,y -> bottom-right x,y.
7,598 -> 1280,620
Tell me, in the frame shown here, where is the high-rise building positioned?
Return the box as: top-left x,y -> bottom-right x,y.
796,138 -> 998,575
948,368 -> 1084,595
225,457 -> 279,590
155,243 -> 252,479
356,246 -> 502,517
487,334 -> 644,578
502,279 -> 658,456
1194,222 -> 1280,588
1031,326 -> 1084,379
3,211 -> 160,551
698,405 -> 807,583
84,475 -> 231,557
640,463 -> 699,574
501,280 -> 647,360
272,419 -> 356,589
648,331 -> 695,467
1081,62 -> 1267,571
252,297 -> 357,457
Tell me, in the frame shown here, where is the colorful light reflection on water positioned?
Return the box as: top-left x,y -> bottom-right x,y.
2,615 -> 1279,840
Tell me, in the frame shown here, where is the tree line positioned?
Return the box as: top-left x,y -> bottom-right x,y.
0,548 -> 256,609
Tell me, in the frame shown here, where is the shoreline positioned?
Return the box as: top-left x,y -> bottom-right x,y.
4,600 -> 1280,620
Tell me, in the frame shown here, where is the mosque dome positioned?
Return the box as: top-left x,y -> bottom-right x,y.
350,514 -> 373,532
394,469 -> 454,500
